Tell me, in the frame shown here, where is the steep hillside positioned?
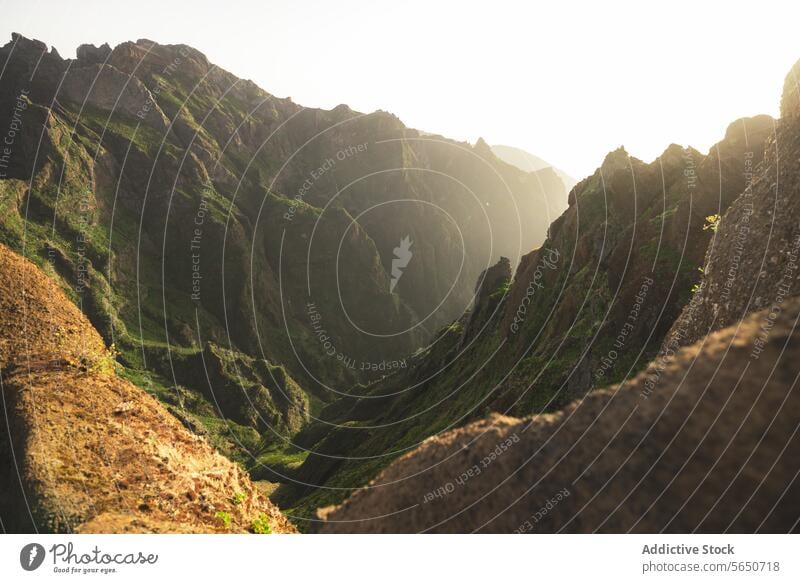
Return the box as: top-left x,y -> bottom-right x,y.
319,297 -> 800,533
0,34 -> 566,470
282,115 -> 773,521
314,58 -> 800,533
4,31 -> 795,535
666,63 -> 798,350
0,244 -> 295,533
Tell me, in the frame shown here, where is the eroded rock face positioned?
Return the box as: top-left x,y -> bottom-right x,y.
320,297 -> 800,533
666,64 -> 797,350
459,256 -> 511,343
60,63 -> 170,132
314,64 -> 800,527
0,244 -> 295,533
76,43 -> 112,65
188,342 -> 309,434
283,111 -> 775,520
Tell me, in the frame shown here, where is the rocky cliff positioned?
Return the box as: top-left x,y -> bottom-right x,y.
312,58 -> 800,533
0,244 -> 295,533
3,31 -> 796,535
319,297 -> 800,532
0,34 -> 566,473
282,113 -> 774,521
665,64 -> 798,350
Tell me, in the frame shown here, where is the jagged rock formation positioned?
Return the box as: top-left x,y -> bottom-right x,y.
0,244 -> 295,533
460,256 -> 512,343
3,31 -> 796,535
320,297 -> 800,532
315,58 -> 800,533
283,114 -> 774,521
666,65 -> 798,349
0,34 -> 567,469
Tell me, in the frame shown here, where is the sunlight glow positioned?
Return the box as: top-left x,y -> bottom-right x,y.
4,0 -> 799,180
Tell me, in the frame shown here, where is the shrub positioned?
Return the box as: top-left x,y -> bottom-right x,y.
703,214 -> 721,232
215,511 -> 232,529
251,513 -> 272,534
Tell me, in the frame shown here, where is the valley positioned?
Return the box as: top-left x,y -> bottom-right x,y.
0,32 -> 798,534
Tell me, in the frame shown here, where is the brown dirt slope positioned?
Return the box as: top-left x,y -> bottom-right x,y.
0,244 -> 295,533
320,296 -> 800,533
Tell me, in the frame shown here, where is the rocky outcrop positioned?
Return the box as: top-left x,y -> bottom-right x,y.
780,59 -> 800,120
459,256 -> 511,344
283,111 -> 774,520
315,58 -> 800,534
320,297 -> 800,533
75,42 -> 112,65
666,63 -> 798,349
0,244 -> 295,533
189,342 -> 309,434
60,63 -> 171,132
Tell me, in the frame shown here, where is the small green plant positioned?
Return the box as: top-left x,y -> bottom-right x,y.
447,321 -> 463,334
89,342 -> 120,377
215,511 -> 232,529
489,279 -> 512,301
232,492 -> 247,505
691,266 -> 705,294
251,513 -> 272,534
703,214 -> 721,232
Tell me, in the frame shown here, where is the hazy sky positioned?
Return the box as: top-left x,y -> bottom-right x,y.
3,0 -> 799,180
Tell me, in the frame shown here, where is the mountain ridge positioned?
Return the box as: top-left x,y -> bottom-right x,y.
314,58 -> 800,532
280,110 -> 776,520
0,32 -> 566,505
2,32 -> 797,534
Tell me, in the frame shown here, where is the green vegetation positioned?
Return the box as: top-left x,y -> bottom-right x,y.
215,511 -> 232,529
703,214 -> 721,232
281,139 -> 753,523
489,278 -> 511,301
250,513 -> 272,534
249,443 -> 309,481
0,38 -> 760,533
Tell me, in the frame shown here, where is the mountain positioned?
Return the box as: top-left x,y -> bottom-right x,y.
2,31 -> 797,535
313,59 -> 800,532
492,144 -> 577,193
0,243 -> 295,533
0,34 -> 567,474
281,114 -> 774,520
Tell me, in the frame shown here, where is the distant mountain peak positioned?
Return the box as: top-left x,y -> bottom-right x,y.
491,144 -> 577,193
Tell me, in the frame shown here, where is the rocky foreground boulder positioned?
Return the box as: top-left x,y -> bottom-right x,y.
320,297 -> 800,532
0,244 -> 295,533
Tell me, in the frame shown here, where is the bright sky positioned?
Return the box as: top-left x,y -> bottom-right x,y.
3,0 -> 799,180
